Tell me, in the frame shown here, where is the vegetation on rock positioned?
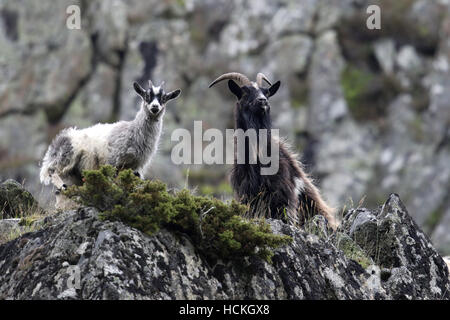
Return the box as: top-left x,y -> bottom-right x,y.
0,179 -> 42,219
64,165 -> 291,263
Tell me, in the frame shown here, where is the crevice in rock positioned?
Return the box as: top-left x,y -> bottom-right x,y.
0,8 -> 18,41
44,33 -> 99,125
137,41 -> 159,86
109,46 -> 127,123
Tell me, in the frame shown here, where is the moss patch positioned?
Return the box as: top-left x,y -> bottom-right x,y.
64,165 -> 291,263
340,65 -> 401,121
341,66 -> 373,112
304,216 -> 374,269
335,233 -> 374,269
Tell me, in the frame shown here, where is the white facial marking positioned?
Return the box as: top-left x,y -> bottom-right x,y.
152,85 -> 161,95
251,82 -> 266,100
148,85 -> 162,113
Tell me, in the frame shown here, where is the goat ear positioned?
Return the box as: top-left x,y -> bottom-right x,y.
133,82 -> 146,98
228,80 -> 242,99
165,89 -> 181,101
267,81 -> 280,97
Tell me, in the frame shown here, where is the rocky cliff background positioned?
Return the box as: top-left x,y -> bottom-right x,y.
0,0 -> 449,255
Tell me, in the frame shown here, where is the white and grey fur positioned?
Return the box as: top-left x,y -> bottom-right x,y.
40,80 -> 181,207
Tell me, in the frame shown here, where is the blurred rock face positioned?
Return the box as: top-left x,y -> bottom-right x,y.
0,0 -> 449,253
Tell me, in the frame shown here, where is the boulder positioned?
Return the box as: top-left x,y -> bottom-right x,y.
341,194 -> 450,299
0,194 -> 448,300
0,179 -> 39,219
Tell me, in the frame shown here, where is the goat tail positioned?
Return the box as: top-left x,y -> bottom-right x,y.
300,178 -> 339,230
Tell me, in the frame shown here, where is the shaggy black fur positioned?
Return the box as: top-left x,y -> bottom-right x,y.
226,80 -> 335,228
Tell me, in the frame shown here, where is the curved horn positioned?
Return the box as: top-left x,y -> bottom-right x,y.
148,79 -> 153,88
160,81 -> 165,88
209,72 -> 252,88
256,73 -> 272,87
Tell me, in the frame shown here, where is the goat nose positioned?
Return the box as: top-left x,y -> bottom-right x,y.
151,106 -> 159,114
257,97 -> 267,104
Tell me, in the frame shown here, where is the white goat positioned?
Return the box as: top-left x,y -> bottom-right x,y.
39,80 -> 180,208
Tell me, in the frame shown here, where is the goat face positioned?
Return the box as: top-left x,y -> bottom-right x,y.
133,81 -> 181,117
228,80 -> 280,116
208,72 -> 280,127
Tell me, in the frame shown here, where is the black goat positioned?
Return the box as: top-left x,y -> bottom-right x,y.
209,72 -> 337,229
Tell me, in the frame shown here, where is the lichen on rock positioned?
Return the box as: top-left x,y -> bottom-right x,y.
0,184 -> 448,299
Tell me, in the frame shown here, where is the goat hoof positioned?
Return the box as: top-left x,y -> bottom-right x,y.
55,190 -> 61,195
62,184 -> 67,190
133,171 -> 140,178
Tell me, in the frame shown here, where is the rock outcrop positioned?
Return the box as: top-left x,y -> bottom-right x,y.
0,193 -> 448,300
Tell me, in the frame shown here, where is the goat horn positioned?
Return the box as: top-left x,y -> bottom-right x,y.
256,73 -> 272,87
148,80 -> 153,88
209,72 -> 252,88
160,81 -> 165,88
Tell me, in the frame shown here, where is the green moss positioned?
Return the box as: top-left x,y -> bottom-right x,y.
341,66 -> 373,113
335,233 -> 374,269
64,165 -> 291,263
341,66 -> 401,121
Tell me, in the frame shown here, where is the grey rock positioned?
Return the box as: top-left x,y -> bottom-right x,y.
62,63 -> 117,127
314,0 -> 342,33
374,39 -> 396,74
308,30 -> 346,135
270,0 -> 317,34
396,46 -> 423,75
315,120 -> 378,209
265,35 -> 313,75
0,207 -> 374,299
342,194 -> 450,299
0,0 -> 92,117
0,111 -> 49,200
85,0 -> 128,67
0,194 -> 448,299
